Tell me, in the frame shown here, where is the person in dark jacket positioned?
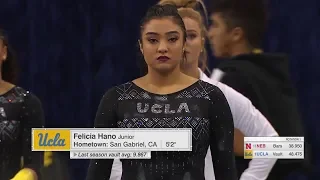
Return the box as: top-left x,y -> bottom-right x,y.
207,0 -> 312,179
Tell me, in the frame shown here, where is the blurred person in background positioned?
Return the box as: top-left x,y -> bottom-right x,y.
208,0 -> 312,179
0,29 -> 44,180
176,4 -> 277,180
86,4 -> 237,180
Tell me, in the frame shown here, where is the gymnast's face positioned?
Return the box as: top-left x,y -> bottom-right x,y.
139,18 -> 185,74
182,17 -> 204,69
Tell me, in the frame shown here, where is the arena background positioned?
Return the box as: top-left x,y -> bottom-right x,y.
0,0 -> 319,179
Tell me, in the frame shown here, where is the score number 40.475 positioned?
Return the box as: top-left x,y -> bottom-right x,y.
289,152 -> 303,156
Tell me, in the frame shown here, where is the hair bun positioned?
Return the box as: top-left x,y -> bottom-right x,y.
158,0 -> 208,28
159,0 -> 197,9
180,0 -> 198,8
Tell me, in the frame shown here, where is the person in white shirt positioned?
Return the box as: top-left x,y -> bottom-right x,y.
109,2 -> 278,180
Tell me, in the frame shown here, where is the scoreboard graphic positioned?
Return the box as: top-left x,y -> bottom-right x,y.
244,137 -> 304,159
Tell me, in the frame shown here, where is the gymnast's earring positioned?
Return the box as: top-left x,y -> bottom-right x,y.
2,45 -> 7,61
201,37 -> 205,53
138,40 -> 144,55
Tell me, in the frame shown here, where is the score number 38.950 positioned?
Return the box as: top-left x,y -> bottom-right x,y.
289,144 -> 303,148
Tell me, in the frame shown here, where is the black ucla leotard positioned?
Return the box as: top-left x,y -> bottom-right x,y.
86,80 -> 237,180
0,86 -> 44,180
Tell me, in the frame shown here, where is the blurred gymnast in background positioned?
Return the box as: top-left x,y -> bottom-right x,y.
86,4 -> 237,180
110,0 -> 278,180
0,29 -> 44,180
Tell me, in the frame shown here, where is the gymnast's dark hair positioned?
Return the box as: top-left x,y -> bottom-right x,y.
0,29 -> 18,84
137,4 -> 187,75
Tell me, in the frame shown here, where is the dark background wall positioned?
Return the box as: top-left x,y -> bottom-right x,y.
0,0 -> 319,179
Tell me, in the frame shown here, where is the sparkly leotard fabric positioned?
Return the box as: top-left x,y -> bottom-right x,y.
0,87 -> 44,180
86,80 -> 237,180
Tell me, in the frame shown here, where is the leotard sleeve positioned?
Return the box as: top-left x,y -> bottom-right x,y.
208,87 -> 238,180
86,88 -> 118,180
